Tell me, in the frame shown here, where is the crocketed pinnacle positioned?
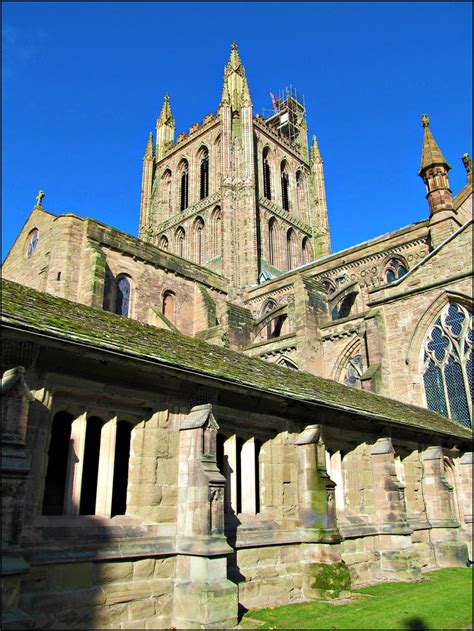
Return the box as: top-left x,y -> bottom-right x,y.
419,114 -> 450,174
144,132 -> 154,159
310,134 -> 322,163
157,94 -> 174,126
220,42 -> 251,108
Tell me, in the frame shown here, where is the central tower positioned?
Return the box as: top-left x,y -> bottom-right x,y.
138,43 -> 330,292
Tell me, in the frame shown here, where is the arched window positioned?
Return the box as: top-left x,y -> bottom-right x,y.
422,303 -> 472,427
210,207 -> 222,259
281,161 -> 290,211
331,292 -> 357,320
115,276 -> 131,317
158,235 -> 169,251
162,169 -> 172,215
263,147 -> 271,200
25,228 -> 39,258
286,228 -> 296,271
199,148 -> 209,200
179,160 -> 189,210
268,218 -> 277,266
175,227 -> 185,258
296,170 -> 306,217
42,411 -> 74,515
322,278 -> 336,294
385,257 -> 408,283
193,217 -> 205,265
162,290 -> 176,323
302,237 -> 312,265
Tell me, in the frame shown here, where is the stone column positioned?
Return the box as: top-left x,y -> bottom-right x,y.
295,425 -> 350,600
223,434 -> 238,513
1,367 -> 34,629
458,452 -> 473,559
370,437 -> 419,581
241,437 -> 256,514
64,412 -> 87,516
95,417 -> 117,517
422,446 -> 468,566
174,404 -> 237,629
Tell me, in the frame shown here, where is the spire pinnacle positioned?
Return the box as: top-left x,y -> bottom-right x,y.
144,132 -> 154,159
220,42 -> 251,108
158,94 -> 173,125
310,134 -> 322,162
419,114 -> 450,174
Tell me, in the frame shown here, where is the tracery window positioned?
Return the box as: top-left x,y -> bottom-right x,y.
175,227 -> 185,258
385,258 -> 407,284
342,355 -> 363,388
193,217 -> 205,265
200,149 -> 209,200
158,235 -> 169,251
26,228 -> 39,258
115,276 -> 131,317
422,303 -> 472,427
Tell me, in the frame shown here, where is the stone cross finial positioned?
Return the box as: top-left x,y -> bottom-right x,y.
462,153 -> 472,174
35,190 -> 44,207
231,41 -> 238,51
421,114 -> 430,128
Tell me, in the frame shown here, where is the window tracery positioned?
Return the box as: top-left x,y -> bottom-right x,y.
175,227 -> 186,258
385,257 -> 408,284
342,354 -> 363,388
422,303 -> 472,427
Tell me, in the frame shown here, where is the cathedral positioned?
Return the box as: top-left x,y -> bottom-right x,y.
1,43 -> 472,629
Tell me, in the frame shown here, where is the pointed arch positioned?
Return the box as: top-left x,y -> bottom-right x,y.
286,228 -> 296,271
210,206 -> 222,259
302,236 -> 312,265
158,235 -> 169,251
383,254 -> 408,284
161,169 -> 172,216
198,146 -> 209,200
333,337 -> 363,384
268,217 -> 278,266
178,159 -> 189,210
115,275 -> 132,317
280,160 -> 290,211
296,169 -> 308,219
262,146 -> 272,200
162,289 -> 176,323
175,226 -> 186,258
193,216 -> 205,265
276,356 -> 298,371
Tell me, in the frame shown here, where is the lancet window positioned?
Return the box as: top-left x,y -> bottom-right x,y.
286,228 -> 296,271
162,169 -> 172,215
26,228 -> 39,258
193,217 -> 205,265
162,290 -> 176,323
179,160 -> 189,211
281,161 -> 290,211
175,227 -> 186,258
199,148 -> 209,200
210,207 -> 222,259
302,237 -> 312,265
422,303 -> 472,427
268,217 -> 277,266
115,276 -> 131,317
263,147 -> 271,200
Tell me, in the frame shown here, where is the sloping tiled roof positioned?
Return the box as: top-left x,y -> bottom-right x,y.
1,279 -> 471,440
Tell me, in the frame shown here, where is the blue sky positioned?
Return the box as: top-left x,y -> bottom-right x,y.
2,2 -> 472,261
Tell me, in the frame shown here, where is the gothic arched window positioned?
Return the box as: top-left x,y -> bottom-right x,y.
193,217 -> 205,265
263,147 -> 271,200
179,160 -> 189,211
385,258 -> 408,284
281,161 -> 290,211
199,148 -> 209,200
343,355 -> 363,388
422,303 -> 472,428
26,228 -> 39,258
162,169 -> 172,214
162,290 -> 176,323
158,235 -> 169,251
268,218 -> 277,266
175,227 -> 186,258
115,276 -> 131,317
302,237 -> 312,265
286,228 -> 296,271
210,207 -> 222,259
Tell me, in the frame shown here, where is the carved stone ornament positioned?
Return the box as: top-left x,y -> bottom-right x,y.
1,366 -> 34,401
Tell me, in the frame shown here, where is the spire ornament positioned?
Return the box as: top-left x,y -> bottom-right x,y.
421,114 -> 430,128
35,190 -> 44,207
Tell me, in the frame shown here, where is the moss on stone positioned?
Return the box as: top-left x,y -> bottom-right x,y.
0,278 -> 471,441
308,562 -> 352,598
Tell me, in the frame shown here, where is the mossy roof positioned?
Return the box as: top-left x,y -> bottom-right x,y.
1,279 -> 471,441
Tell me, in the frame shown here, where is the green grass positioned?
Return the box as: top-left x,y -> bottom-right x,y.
240,568 -> 473,629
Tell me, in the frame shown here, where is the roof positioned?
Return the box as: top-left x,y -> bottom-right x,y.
419,117 -> 450,173
1,279 -> 471,441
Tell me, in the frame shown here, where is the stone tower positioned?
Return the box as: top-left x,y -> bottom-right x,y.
138,43 -> 331,291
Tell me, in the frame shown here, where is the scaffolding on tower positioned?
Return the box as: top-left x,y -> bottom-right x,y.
262,85 -> 306,145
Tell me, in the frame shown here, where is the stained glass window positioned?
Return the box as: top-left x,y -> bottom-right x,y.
343,354 -> 363,388
115,276 -> 131,317
422,303 -> 472,427
26,229 -> 39,258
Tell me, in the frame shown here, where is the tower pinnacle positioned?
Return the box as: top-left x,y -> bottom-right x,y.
156,95 -> 175,161
220,42 -> 251,108
419,114 -> 450,174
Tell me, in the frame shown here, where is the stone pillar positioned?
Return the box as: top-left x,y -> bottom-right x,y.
223,434 -> 237,513
422,446 -> 468,566
295,425 -> 350,600
95,417 -> 117,517
174,404 -> 238,629
64,412 -> 87,516
458,452 -> 473,559
1,367 -> 34,629
370,437 -> 419,581
241,437 -> 256,514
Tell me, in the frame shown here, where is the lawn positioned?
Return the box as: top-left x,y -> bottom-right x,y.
239,568 -> 473,629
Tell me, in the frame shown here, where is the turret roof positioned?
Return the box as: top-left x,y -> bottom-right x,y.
419,114 -> 450,173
